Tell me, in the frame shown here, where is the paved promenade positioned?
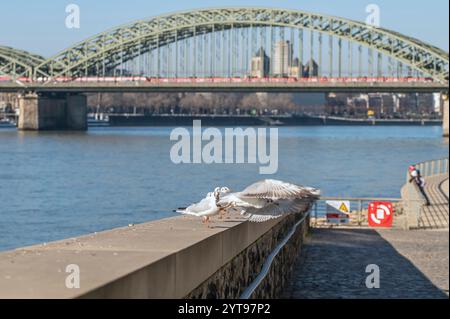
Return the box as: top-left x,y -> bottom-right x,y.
418,174 -> 449,229
283,228 -> 449,299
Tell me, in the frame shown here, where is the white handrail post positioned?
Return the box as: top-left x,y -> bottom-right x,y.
358,200 -> 362,226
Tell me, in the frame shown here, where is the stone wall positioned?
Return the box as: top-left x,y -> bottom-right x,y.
186,213 -> 310,299
401,182 -> 425,229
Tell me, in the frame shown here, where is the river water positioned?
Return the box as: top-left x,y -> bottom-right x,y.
0,125 -> 448,251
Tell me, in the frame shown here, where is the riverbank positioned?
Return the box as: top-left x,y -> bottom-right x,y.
1,114 -> 443,128
108,114 -> 443,127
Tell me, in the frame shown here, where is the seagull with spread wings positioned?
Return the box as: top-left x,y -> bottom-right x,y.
217,179 -> 320,223
176,180 -> 320,225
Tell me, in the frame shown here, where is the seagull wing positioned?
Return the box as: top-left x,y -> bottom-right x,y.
243,198 -> 315,223
238,179 -> 320,200
217,193 -> 269,210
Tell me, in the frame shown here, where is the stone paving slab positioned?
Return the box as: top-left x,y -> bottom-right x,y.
283,228 -> 449,299
419,175 -> 449,229
378,229 -> 449,296
441,179 -> 449,198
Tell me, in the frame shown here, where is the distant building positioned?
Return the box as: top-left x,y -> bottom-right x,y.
0,93 -> 17,112
417,94 -> 435,115
353,98 -> 368,115
325,92 -> 436,118
396,93 -> 434,115
326,93 -> 348,115
348,95 -> 368,116
286,58 -> 301,78
303,59 -> 319,78
250,48 -> 270,78
381,94 -> 395,116
368,94 -> 383,117
288,66 -> 302,78
398,94 -> 417,114
273,41 -> 293,77
433,93 -> 442,114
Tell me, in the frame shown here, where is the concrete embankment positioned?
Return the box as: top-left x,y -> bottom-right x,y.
108,114 -> 443,127
0,212 -> 309,299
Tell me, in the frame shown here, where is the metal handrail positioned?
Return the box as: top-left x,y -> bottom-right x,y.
407,157 -> 449,180
240,210 -> 311,299
320,196 -> 402,202
403,157 -> 449,228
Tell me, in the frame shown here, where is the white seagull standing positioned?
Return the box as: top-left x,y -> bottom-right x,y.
217,179 -> 320,222
176,187 -> 230,227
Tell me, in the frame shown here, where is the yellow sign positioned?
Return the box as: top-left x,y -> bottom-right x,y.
339,202 -> 349,213
326,200 -> 351,224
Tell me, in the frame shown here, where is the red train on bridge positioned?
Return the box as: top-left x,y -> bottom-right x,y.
0,75 -> 436,84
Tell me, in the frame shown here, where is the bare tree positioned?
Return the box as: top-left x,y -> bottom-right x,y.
87,92 -> 298,115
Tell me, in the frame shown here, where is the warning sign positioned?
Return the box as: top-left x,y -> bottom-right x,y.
339,202 -> 349,213
326,201 -> 351,224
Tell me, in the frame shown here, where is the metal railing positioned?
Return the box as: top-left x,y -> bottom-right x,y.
240,210 -> 311,299
407,158 -> 449,181
311,196 -> 403,227
402,157 -> 449,229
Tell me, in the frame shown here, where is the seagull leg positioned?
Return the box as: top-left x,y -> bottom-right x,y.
222,209 -> 230,219
219,203 -> 234,219
218,208 -> 228,219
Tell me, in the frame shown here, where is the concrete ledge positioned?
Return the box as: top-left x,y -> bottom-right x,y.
443,96 -> 449,138
401,182 -> 425,229
0,213 -> 306,299
187,213 -> 310,299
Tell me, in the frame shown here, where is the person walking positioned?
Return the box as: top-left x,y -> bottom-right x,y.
409,165 -> 431,206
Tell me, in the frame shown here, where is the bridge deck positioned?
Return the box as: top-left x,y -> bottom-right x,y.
283,227 -> 449,299
419,174 -> 449,229
0,81 -> 447,93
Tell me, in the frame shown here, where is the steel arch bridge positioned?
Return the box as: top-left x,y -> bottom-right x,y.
2,7 -> 449,84
0,46 -> 45,79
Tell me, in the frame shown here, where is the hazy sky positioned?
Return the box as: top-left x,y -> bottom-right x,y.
0,0 -> 448,57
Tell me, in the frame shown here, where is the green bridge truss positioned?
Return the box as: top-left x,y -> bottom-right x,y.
0,46 -> 45,78
3,8 -> 450,83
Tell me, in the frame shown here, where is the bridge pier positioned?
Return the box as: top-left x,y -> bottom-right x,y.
443,93 -> 449,138
18,93 -> 87,131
